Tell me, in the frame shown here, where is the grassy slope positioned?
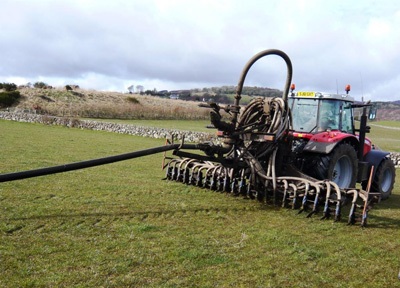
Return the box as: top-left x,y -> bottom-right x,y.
1,120 -> 399,287
13,87 -> 210,120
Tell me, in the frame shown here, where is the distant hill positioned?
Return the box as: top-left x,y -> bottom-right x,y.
2,86 -> 399,121
5,87 -> 210,120
393,100 -> 400,105
372,101 -> 400,121
373,101 -> 400,109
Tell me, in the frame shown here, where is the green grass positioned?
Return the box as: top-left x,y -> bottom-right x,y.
373,121 -> 400,128
368,121 -> 400,152
1,120 -> 400,287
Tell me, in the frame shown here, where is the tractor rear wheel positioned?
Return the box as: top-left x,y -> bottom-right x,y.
314,143 -> 358,188
364,158 -> 395,200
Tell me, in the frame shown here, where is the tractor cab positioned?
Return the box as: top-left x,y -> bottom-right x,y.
288,90 -> 355,135
286,84 -> 395,198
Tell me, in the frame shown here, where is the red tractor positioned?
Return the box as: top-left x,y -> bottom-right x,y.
288,84 -> 396,199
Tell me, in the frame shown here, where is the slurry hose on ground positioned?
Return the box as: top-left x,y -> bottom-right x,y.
0,143 -> 198,183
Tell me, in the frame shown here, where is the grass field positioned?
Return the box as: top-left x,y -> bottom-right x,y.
368,121 -> 400,152
1,120 -> 400,287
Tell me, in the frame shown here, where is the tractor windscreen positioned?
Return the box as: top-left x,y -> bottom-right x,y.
290,97 -> 354,133
289,98 -> 318,132
317,100 -> 341,131
318,100 -> 354,133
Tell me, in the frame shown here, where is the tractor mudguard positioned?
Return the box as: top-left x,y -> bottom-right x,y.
363,150 -> 390,178
303,133 -> 358,154
303,140 -> 337,154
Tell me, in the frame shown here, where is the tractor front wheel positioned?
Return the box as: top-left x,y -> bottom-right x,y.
314,143 -> 358,189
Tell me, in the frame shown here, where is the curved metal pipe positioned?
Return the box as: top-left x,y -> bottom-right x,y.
232,49 -> 293,124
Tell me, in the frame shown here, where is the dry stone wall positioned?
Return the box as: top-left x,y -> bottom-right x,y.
0,111 -> 213,143
1,111 -> 399,168
390,152 -> 400,168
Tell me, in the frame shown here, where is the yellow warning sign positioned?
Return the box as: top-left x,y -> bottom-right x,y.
297,91 -> 315,97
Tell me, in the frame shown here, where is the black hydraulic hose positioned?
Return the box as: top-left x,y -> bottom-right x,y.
0,143 -> 198,183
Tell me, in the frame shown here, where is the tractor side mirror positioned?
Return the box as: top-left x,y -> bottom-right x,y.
368,106 -> 377,120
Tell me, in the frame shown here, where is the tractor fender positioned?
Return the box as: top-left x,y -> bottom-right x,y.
363,150 -> 390,178
303,133 -> 359,154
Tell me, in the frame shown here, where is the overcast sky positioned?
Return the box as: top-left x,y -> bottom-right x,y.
1,0 -> 399,101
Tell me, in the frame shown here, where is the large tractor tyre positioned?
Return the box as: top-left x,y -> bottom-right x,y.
313,143 -> 358,189
363,158 -> 395,200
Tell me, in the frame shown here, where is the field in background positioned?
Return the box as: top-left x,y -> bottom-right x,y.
1,120 -> 399,287
368,121 -> 400,152
88,119 -> 400,152
372,121 -> 400,128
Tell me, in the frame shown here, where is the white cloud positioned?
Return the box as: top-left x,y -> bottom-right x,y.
1,0 -> 400,101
